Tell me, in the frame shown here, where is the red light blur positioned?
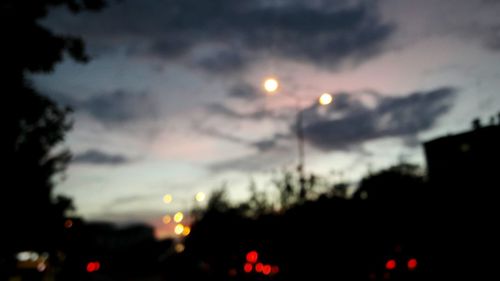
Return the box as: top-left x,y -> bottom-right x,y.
255,263 -> 263,272
246,251 -> 258,263
262,265 -> 271,275
408,258 -> 417,270
271,265 -> 280,274
385,259 -> 396,270
86,261 -> 100,272
244,263 -> 253,273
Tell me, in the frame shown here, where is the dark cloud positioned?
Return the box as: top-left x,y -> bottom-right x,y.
209,147 -> 293,173
208,87 -> 456,172
303,87 -> 457,150
48,89 -> 158,125
206,103 -> 274,120
228,83 -> 260,100
44,0 -> 393,73
72,149 -> 131,165
196,49 -> 247,74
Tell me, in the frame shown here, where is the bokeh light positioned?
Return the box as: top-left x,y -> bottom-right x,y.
246,251 -> 259,263
255,263 -> 263,272
319,93 -> 333,105
86,261 -> 100,273
244,263 -> 253,273
386,259 -> 396,270
408,258 -> 418,270
175,243 -> 185,253
263,265 -> 272,275
263,78 -> 279,94
162,215 -> 172,224
163,194 -> 173,204
174,212 -> 184,223
174,224 -> 184,235
182,226 -> 191,236
195,192 -> 206,202
64,219 -> 73,229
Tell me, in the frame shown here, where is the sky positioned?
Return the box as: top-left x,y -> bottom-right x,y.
32,0 -> 500,237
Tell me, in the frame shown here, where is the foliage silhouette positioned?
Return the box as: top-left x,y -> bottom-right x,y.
1,0 -> 105,278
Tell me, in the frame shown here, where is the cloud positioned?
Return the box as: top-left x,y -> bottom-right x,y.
44,0 -> 393,73
203,87 -> 456,172
228,82 -> 261,100
206,103 -> 274,120
79,90 -> 157,124
48,89 -> 158,125
209,146 -> 294,173
303,87 -> 457,150
72,149 -> 131,165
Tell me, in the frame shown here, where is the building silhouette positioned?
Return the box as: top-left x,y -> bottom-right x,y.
424,115 -> 500,198
423,115 -> 500,280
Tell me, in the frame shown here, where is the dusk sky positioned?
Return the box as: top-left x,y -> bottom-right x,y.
31,0 -> 500,237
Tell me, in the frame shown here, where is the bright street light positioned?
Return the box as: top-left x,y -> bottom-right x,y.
319,93 -> 333,105
163,194 -> 172,204
263,78 -> 279,94
262,77 -> 334,199
195,192 -> 206,202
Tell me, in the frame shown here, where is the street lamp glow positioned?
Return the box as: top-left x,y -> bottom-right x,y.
174,212 -> 184,223
319,93 -> 333,105
163,194 -> 172,204
263,78 -> 279,94
174,224 -> 184,235
162,215 -> 172,224
195,192 -> 206,202
182,226 -> 191,236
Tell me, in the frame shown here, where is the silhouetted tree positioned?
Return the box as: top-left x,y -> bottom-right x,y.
1,0 -> 105,263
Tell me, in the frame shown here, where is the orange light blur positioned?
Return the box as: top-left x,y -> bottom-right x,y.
182,226 -> 191,236
162,215 -> 172,224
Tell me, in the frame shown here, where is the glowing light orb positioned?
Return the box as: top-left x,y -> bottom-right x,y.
408,258 -> 417,270
262,265 -> 272,275
175,243 -> 185,253
174,212 -> 184,223
162,215 -> 172,224
163,194 -> 173,204
195,192 -> 206,202
64,219 -> 73,228
386,259 -> 396,270
319,93 -> 333,105
182,226 -> 191,236
263,78 -> 279,94
244,263 -> 253,273
246,251 -> 258,263
174,224 -> 184,235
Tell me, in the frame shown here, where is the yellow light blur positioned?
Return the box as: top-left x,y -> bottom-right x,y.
174,224 -> 184,235
319,93 -> 333,105
175,243 -> 185,253
195,192 -> 206,202
182,226 -> 191,236
174,212 -> 184,223
162,215 -> 172,224
163,194 -> 173,204
263,78 -> 279,94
